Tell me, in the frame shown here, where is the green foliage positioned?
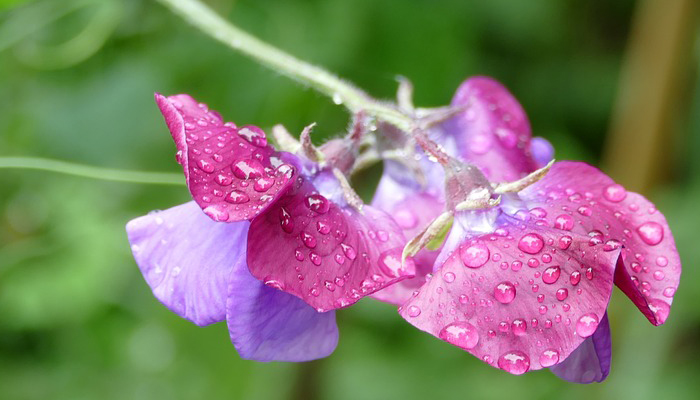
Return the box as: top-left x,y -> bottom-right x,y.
0,0 -> 697,399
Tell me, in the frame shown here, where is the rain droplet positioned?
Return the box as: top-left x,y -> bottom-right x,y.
305,193 -> 330,214
518,233 -> 545,254
494,281 -> 516,304
554,214 -> 574,231
225,190 -> 249,204
407,305 -> 421,317
637,221 -> 664,245
576,313 -> 599,337
511,319 -> 527,336
539,349 -> 560,367
460,241 -> 490,268
603,184 -> 627,202
498,351 -> 530,375
542,266 -> 561,284
438,321 -> 479,349
232,159 -> 264,180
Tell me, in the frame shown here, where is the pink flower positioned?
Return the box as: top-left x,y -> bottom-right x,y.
126,94 -> 414,361
373,77 -> 681,382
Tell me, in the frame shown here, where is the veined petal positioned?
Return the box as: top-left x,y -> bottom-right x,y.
399,218 -> 619,375
517,161 -> 681,325
442,76 -> 539,182
226,257 -> 338,362
155,93 -> 293,222
370,163 -> 444,305
550,312 -> 611,383
126,202 -> 248,326
247,174 -> 415,312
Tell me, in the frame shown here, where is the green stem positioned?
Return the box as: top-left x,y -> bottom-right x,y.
155,0 -> 414,131
0,157 -> 184,185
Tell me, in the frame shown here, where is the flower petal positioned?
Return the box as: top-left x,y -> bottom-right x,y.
226,257 -> 338,362
550,312 -> 611,383
442,76 -> 539,182
247,174 -> 415,312
126,202 -> 248,326
370,169 -> 444,305
155,93 -> 293,222
530,137 -> 555,168
517,161 -> 681,325
399,218 -> 619,375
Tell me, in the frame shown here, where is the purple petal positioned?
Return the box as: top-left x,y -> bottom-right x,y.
442,76 -> 539,182
399,218 -> 619,375
226,257 -> 338,362
155,94 -> 294,222
551,312 -> 611,383
126,201 -> 248,326
517,161 -> 681,325
247,173 -> 415,312
530,137 -> 555,168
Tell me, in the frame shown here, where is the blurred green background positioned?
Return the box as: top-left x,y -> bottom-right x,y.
0,0 -> 698,399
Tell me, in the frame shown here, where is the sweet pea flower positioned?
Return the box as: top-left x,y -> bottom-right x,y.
372,77 -> 681,382
126,94 -> 414,361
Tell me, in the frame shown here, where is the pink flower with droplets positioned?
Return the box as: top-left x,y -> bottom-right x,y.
372,76 -> 681,382
126,94 -> 415,361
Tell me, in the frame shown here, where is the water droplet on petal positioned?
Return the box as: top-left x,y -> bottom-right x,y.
279,207 -> 294,233
558,235 -> 573,250
511,319 -> 527,336
225,190 -> 249,204
518,233 -> 544,254
554,214 -> 574,231
438,321 -> 479,349
494,281 -> 516,304
556,288 -> 568,301
542,266 -> 561,284
576,313 -> 599,337
197,159 -> 215,173
443,272 -> 456,283
603,184 -> 627,202
603,239 -> 621,252
301,232 -> 317,248
232,159 -> 264,179
460,241 -> 490,268
305,194 -> 330,214
309,252 -> 322,266
407,305 -> 421,317
649,299 -> 670,324
254,176 -> 275,192
341,243 -> 357,260
637,222 -> 664,245
498,351 -> 530,375
539,349 -> 560,367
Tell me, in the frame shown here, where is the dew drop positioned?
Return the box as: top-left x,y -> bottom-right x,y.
542,266 -> 561,284
407,305 -> 421,317
305,193 -> 330,214
511,319 -> 527,336
438,321 -> 479,349
494,281 -> 516,304
460,241 -> 490,268
576,313 -> 599,337
637,222 -> 664,245
225,190 -> 249,204
232,159 -> 264,180
539,349 -> 560,367
498,351 -> 530,375
518,233 -> 545,254
604,184 -> 627,202
556,288 -> 568,301
554,214 -> 574,231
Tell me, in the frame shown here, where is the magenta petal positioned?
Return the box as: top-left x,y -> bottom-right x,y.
444,76 -> 539,182
551,312 -> 611,383
155,93 -> 293,222
518,161 -> 681,325
399,219 -> 619,375
126,202 -> 248,326
226,257 -> 338,362
371,173 -> 444,305
247,176 -> 415,312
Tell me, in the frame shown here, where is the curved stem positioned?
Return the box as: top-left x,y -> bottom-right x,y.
156,0 -> 414,131
0,157 -> 184,185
